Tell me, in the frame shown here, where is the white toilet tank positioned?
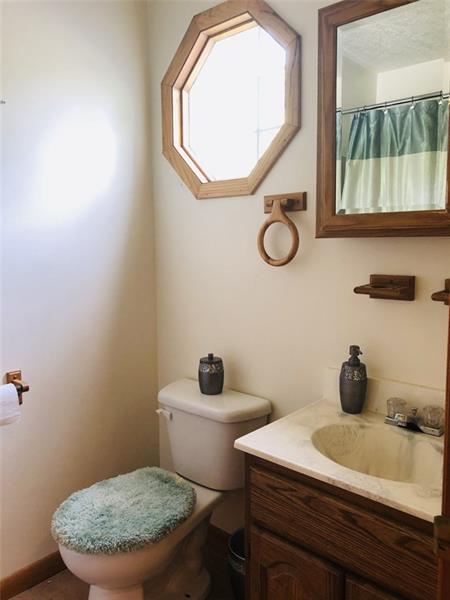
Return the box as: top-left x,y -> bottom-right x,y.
157,379 -> 271,491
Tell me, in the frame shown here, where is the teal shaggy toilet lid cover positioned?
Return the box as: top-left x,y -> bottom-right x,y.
51,467 -> 196,555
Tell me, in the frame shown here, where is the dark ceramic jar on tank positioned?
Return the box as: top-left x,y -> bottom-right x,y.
198,353 -> 224,395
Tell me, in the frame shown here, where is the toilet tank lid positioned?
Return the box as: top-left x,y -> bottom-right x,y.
158,379 -> 271,423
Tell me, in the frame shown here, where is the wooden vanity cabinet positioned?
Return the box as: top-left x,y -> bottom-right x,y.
250,527 -> 344,599
345,577 -> 404,600
246,456 -> 438,600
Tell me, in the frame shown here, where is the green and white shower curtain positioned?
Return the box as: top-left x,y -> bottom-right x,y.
337,99 -> 449,213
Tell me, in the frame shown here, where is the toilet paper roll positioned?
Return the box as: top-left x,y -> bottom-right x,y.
0,383 -> 21,426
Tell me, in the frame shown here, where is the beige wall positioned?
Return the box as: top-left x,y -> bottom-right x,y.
376,58 -> 450,102
148,1 -> 449,421
1,1 -> 157,577
338,56 -> 377,107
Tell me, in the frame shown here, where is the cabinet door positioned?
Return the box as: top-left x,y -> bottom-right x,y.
346,576 -> 402,600
249,526 -> 344,600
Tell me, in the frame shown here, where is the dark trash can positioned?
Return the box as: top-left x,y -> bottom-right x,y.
228,528 -> 245,600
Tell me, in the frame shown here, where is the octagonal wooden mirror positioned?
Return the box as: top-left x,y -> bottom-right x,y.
162,0 -> 300,199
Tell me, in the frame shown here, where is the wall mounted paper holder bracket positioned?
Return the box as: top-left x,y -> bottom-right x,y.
6,370 -> 29,405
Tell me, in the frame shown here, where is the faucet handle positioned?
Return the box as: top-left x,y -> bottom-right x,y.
421,405 -> 444,429
386,397 -> 407,418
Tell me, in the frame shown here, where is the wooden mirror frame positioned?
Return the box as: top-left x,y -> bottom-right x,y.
161,0 -> 300,199
316,0 -> 450,238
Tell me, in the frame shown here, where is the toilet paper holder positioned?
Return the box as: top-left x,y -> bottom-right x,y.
6,370 -> 29,405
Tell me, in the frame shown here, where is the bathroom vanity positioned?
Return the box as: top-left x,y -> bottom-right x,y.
235,402 -> 443,600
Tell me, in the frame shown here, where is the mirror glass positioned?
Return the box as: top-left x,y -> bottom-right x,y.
336,0 -> 449,215
182,22 -> 286,181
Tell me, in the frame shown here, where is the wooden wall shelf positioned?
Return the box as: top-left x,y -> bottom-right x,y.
354,275 -> 415,301
431,279 -> 450,305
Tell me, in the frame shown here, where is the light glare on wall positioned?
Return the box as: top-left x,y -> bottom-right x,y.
37,109 -> 117,224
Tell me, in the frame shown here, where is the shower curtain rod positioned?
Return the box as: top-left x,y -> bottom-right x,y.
337,90 -> 450,115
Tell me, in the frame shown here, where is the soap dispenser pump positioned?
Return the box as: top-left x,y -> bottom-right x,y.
339,345 -> 367,414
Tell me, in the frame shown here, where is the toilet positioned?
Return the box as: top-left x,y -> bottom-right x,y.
53,378 -> 271,600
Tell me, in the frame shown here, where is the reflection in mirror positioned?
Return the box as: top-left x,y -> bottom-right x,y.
183,22 -> 286,181
335,0 -> 449,215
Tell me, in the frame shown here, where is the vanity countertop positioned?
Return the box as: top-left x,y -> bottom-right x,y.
234,401 -> 443,522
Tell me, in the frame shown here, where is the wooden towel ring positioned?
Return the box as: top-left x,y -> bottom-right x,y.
257,198 -> 300,267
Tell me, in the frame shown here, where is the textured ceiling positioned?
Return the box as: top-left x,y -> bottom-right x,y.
338,0 -> 450,72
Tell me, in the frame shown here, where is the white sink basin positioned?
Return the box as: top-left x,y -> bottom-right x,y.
312,423 -> 443,488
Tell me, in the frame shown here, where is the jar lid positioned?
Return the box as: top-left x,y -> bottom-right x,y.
199,353 -> 222,364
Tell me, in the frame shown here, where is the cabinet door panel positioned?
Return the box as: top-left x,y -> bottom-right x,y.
249,526 -> 344,600
346,576 -> 402,600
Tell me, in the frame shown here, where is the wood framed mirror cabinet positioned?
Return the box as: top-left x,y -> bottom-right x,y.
316,0 -> 450,237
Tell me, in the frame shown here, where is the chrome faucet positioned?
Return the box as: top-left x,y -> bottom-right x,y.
384,401 -> 444,437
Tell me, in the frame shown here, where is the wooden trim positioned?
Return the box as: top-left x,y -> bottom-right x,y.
161,0 -> 301,199
194,0 -> 249,32
316,0 -> 450,238
0,551 -> 65,600
246,123 -> 300,194
0,529 -> 229,600
162,144 -> 202,196
200,12 -> 253,39
161,19 -> 203,88
438,305 -> 450,599
443,308 -> 450,516
196,176 -> 253,199
197,18 -> 256,59
245,453 -> 252,600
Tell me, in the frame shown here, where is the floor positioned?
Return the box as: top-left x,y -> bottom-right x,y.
12,546 -> 234,600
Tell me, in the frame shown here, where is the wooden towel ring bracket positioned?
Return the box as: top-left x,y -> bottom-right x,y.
257,193 -> 306,267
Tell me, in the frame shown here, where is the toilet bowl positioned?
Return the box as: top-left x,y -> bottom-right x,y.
54,379 -> 271,600
58,483 -> 223,600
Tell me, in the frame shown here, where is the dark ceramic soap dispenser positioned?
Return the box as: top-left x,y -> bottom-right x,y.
339,345 -> 367,414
